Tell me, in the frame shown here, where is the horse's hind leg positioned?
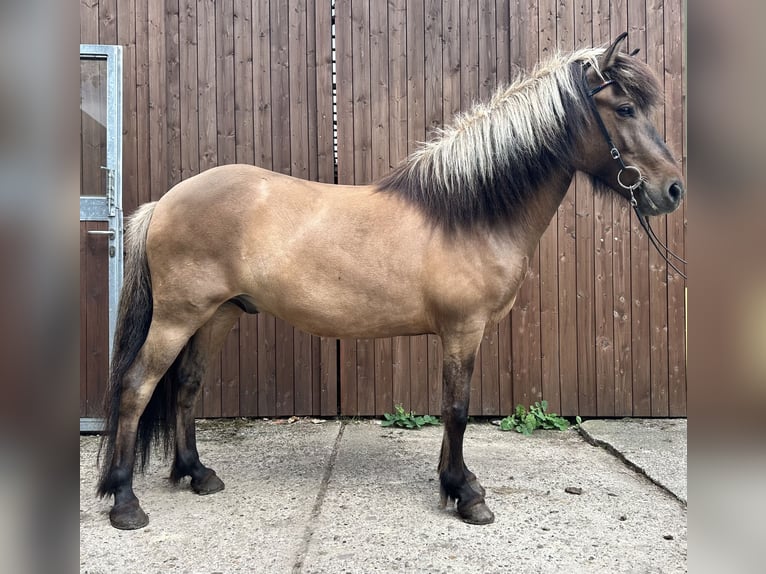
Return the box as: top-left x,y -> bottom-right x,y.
438,332 -> 495,525
102,318 -> 200,529
170,302 -> 243,494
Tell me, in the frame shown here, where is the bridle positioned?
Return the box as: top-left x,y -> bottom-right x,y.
584,69 -> 687,280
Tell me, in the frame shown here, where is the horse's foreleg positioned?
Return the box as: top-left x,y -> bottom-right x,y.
170,303 -> 243,494
438,335 -> 494,525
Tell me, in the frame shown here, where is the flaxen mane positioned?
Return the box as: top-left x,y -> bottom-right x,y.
376,47 -> 661,230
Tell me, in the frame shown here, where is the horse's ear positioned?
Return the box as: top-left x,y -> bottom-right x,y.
599,32 -> 629,71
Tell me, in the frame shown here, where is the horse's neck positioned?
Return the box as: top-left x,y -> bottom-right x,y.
501,169 -> 575,255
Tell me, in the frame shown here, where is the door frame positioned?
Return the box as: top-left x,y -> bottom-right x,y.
80,44 -> 123,431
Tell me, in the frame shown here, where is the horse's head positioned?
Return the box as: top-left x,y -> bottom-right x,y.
578,34 -> 685,216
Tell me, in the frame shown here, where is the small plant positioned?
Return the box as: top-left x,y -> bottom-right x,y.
382,404 -> 440,429
499,401 -> 571,435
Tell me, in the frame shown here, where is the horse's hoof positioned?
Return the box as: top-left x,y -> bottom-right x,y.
191,470 -> 225,495
109,499 -> 149,530
458,500 -> 495,525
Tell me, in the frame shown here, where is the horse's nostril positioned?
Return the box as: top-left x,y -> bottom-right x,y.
668,181 -> 684,203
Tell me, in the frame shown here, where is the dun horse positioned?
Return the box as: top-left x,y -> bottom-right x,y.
97,34 -> 684,529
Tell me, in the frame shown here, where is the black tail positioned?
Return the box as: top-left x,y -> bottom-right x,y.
96,202 -> 183,497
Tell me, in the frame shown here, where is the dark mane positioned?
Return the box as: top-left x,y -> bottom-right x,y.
376,48 -> 661,231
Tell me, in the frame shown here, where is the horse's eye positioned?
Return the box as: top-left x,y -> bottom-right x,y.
616,105 -> 635,118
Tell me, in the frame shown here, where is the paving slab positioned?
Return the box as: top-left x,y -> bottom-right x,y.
579,418 -> 687,504
80,418 -> 687,573
80,420 -> 341,574
302,422 -> 686,574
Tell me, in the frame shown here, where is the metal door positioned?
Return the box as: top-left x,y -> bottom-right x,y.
80,45 -> 123,429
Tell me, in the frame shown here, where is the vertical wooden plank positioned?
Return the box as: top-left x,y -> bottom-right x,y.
270,0 -> 292,175
216,0 -> 236,165
258,314 -> 277,417
99,0 -> 117,44
239,312 -> 259,416
574,190 -> 596,412
85,222 -> 110,417
320,336 -> 338,416
274,318 -> 294,416
135,0 -> 151,209
179,0 -> 199,182
606,0 -> 633,416
495,0 -> 510,86
442,0 -> 460,122
389,0 -> 410,412
406,0 -> 428,415
585,1 -> 615,416
80,223 -> 88,416
221,324 -> 241,417
80,0 -> 99,44
572,2 -> 594,416
665,0 -> 686,416
425,0 -> 443,131
314,0 -> 335,184
645,0 -> 669,417
289,0 -> 310,181
148,0 -> 168,201
626,0 -> 651,417
307,0 -> 320,182
166,0 -> 182,190
350,0 -> 372,184
196,0 -> 219,414
253,0 -> 274,171
118,0 -> 139,215
234,0 -> 255,166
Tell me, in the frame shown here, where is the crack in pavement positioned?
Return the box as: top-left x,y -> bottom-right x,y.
292,421 -> 346,573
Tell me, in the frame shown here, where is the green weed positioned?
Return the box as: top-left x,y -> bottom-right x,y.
382,404 -> 440,429
499,401 -> 577,435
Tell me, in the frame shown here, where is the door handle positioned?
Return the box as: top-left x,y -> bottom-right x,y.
87,229 -> 116,238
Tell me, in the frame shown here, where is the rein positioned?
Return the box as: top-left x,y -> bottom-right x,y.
585,72 -> 687,280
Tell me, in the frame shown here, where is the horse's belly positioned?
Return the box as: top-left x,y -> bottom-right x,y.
244,272 -> 431,339
263,292 -> 430,339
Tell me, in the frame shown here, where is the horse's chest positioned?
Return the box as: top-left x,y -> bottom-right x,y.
488,255 -> 530,323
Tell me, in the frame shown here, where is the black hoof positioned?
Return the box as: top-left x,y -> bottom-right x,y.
109,498 -> 149,530
458,499 -> 495,525
191,469 -> 225,495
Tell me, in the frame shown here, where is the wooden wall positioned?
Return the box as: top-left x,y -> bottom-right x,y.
80,0 -> 686,418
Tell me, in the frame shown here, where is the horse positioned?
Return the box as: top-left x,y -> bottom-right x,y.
96,33 -> 684,529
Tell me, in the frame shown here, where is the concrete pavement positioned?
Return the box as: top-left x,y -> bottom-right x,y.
80,418 -> 687,573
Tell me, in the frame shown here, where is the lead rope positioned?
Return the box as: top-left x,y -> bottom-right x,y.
586,72 -> 687,281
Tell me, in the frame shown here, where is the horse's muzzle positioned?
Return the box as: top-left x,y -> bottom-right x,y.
638,180 -> 685,216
